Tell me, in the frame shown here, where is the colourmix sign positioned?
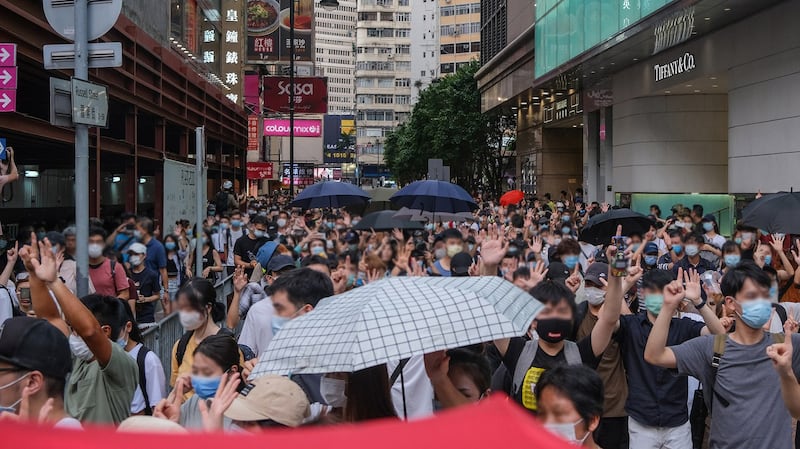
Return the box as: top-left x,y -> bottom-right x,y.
264,118 -> 321,137
263,76 -> 327,114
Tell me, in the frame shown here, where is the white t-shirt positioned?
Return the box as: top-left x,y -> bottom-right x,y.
213,228 -> 245,266
238,298 -> 274,357
0,280 -> 15,324
387,356 -> 434,420
54,416 -> 83,429
126,343 -> 167,414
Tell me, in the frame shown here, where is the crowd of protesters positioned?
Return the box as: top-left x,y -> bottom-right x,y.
1,184 -> 799,449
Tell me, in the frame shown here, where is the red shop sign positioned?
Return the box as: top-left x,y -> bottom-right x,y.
247,162 -> 274,179
263,76 -> 328,114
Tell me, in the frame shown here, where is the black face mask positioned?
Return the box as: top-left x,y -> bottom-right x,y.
536,318 -> 573,343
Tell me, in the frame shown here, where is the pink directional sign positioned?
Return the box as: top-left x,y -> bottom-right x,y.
0,89 -> 16,112
0,44 -> 16,67
0,67 -> 17,89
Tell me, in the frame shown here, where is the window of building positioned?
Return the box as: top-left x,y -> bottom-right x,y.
395,95 -> 410,105
395,29 -> 410,38
440,63 -> 454,74
471,41 -> 481,52
397,0 -> 408,5
375,95 -> 393,104
441,6 -> 454,16
440,44 -> 455,55
395,78 -> 410,87
395,12 -> 410,21
456,42 -> 471,53
395,44 -> 410,54
455,4 -> 470,15
377,78 -> 394,88
358,12 -> 378,21
357,78 -> 375,88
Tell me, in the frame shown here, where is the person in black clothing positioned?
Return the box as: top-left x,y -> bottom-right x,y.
671,233 -> 715,302
127,243 -> 161,324
234,216 -> 268,277
186,229 -> 223,281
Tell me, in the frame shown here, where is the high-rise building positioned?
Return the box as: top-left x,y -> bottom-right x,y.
354,0 -> 412,176
315,0 -> 358,115
410,0 -> 438,102
439,0 -> 481,74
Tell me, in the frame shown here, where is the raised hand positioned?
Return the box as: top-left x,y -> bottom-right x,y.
565,265 -> 582,293
392,228 -> 404,242
480,238 -> 508,266
31,238 -> 58,283
767,321 -> 796,377
154,377 -> 187,423
5,241 -> 17,264
792,240 -> 800,265
518,263 -> 548,291
529,235 -> 543,255
771,234 -> 786,251
683,268 -> 702,304
423,350 -> 450,384
198,372 -> 241,432
663,269 -> 686,311
232,266 -> 248,293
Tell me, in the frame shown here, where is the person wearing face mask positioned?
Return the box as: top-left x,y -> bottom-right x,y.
0,316 -> 79,428
233,215 -> 269,277
170,279 -> 235,391
156,334 -> 243,430
699,215 -> 725,267
537,364 -> 605,448
19,235 -> 138,425
720,241 -> 742,274
135,217 -> 169,310
44,231 -> 78,295
491,244 -> 623,414
317,365 -> 397,424
572,262 -> 629,449
429,229 -> 463,278
671,234 -> 714,301
119,307 -> 165,416
657,229 -> 684,271
185,229 -> 223,282
645,263 -> 800,449
126,243 -> 160,325
88,228 -> 128,299
555,238 -> 582,275
216,212 -> 245,276
240,269 -> 334,407
615,269 -> 724,449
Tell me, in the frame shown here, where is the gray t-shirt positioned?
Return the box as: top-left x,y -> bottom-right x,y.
672,333 -> 800,449
179,394 -> 233,431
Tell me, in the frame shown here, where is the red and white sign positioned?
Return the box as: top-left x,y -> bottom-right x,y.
263,76 -> 328,114
247,115 -> 259,151
247,162 -> 275,179
0,44 -> 16,67
0,90 -> 16,112
264,119 -> 321,137
0,44 -> 16,113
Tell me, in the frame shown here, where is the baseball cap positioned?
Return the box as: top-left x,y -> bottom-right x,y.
128,242 -> 147,255
256,241 -> 280,268
0,317 -> 72,380
450,252 -> 473,276
546,262 -> 571,281
225,375 -> 310,427
584,262 -> 609,285
267,254 -> 296,273
644,242 -> 659,255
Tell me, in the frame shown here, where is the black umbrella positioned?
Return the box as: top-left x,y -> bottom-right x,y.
579,208 -> 654,245
289,181 -> 370,210
740,191 -> 800,234
353,210 -> 424,231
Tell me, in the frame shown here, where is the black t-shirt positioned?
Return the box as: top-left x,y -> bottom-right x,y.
233,235 -> 266,275
502,335 -> 600,411
130,267 -> 160,323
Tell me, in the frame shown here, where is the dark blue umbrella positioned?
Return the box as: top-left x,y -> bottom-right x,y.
390,180 -> 477,214
289,181 -> 370,210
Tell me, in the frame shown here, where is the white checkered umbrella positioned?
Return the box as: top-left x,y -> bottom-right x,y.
249,276 -> 542,377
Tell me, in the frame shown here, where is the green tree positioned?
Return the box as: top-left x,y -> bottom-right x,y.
384,60 -> 515,197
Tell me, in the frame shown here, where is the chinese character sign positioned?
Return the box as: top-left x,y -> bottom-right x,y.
246,0 -> 314,63
247,115 -> 259,150
221,0 -> 245,105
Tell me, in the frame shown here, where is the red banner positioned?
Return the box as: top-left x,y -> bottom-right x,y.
263,76 -> 328,114
247,162 -> 275,179
247,115 -> 259,150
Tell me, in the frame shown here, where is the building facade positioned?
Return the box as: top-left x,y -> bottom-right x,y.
0,0 -> 247,231
315,0 -> 357,115
354,0 -> 412,177
409,0 -> 438,103
477,0 -> 796,229
438,0 -> 480,75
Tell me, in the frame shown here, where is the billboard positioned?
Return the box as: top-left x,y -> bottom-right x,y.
247,162 -> 276,179
281,162 -> 315,187
263,76 -> 327,114
163,159 -> 197,235
247,115 -> 259,150
264,118 -> 321,137
246,0 -> 314,63
323,115 -> 355,164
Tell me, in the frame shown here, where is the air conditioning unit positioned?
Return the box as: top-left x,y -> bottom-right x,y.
453,30 -> 460,36
388,54 -> 394,59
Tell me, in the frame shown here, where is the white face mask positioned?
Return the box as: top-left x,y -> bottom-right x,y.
129,255 -> 143,267
320,377 -> 347,408
179,310 -> 205,331
0,372 -> 31,413
544,419 -> 589,445
88,243 -> 104,258
583,287 -> 606,306
69,334 -> 94,361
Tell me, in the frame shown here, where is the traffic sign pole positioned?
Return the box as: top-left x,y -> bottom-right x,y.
74,0 -> 89,297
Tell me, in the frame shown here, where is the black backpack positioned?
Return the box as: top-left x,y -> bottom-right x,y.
215,191 -> 230,215
175,327 -> 235,366
136,346 -> 154,415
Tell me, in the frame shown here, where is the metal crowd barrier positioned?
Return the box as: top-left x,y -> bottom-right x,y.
141,273 -> 235,385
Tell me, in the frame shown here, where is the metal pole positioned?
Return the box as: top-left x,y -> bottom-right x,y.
74,0 -> 89,297
289,0 -> 295,196
195,127 -> 205,279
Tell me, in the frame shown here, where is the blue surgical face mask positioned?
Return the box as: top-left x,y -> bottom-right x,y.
724,254 -> 740,268
631,243 -> 641,253
563,255 -> 579,270
326,222 -> 335,229
645,294 -> 664,316
561,215 -> 571,222
685,245 -> 699,257
311,246 -> 325,256
736,298 -> 772,329
734,237 -> 743,245
644,255 -> 658,266
220,223 -> 229,231
117,335 -> 128,348
764,255 -> 773,266
191,375 -> 222,399
165,242 -> 177,251
346,273 -> 356,287
0,239 -> 6,250
703,222 -> 714,232
672,244 -> 683,255
133,230 -> 143,239
253,230 -> 266,239
231,220 -> 242,228
561,226 -> 572,235
271,316 -> 290,335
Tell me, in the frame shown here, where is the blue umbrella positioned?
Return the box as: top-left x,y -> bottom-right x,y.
289,181 -> 370,210
390,180 -> 477,214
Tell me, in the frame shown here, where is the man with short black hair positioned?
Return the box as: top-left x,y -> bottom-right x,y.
234,215 -> 268,276
646,263 -> 800,449
135,217 -> 168,307
0,316 -> 79,428
431,229 -> 464,277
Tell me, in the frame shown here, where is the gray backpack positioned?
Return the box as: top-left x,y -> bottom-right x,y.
510,334 -> 582,396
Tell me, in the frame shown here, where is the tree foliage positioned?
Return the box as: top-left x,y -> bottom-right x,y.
384,60 -> 515,197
